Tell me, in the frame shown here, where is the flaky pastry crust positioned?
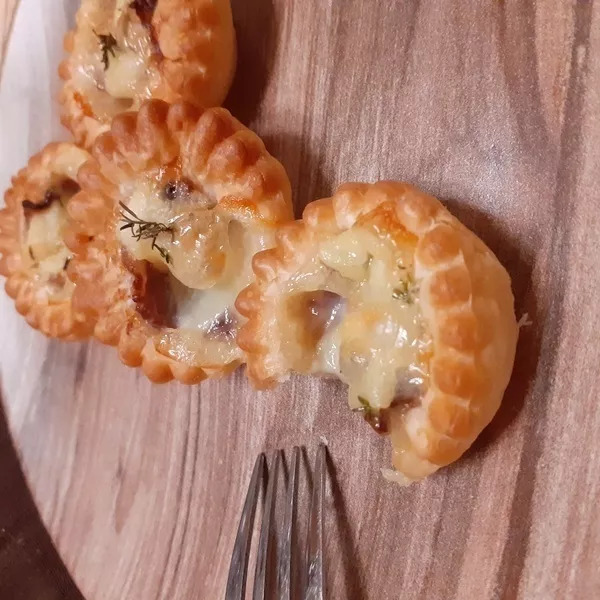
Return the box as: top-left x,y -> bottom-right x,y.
66,99 -> 292,384
59,0 -> 236,147
0,143 -> 94,340
236,182 -> 518,483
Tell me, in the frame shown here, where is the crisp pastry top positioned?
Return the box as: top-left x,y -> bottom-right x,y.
236,182 -> 518,483
59,0 -> 236,147
0,143 -> 94,340
66,99 -> 292,384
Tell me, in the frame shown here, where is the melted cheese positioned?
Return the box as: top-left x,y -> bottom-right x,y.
105,49 -> 149,99
156,329 -> 242,367
319,229 -> 377,281
26,202 -> 69,263
117,175 -> 173,265
339,305 -> 424,410
71,0 -> 160,118
118,175 -> 234,289
23,198 -> 76,303
313,324 -> 343,375
291,227 -> 428,411
118,176 -> 276,364
154,223 -> 273,366
115,0 -> 132,16
52,146 -> 91,179
172,222 -> 273,331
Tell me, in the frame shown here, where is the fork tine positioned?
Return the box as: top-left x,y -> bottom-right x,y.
252,450 -> 282,599
278,446 -> 301,600
304,444 -> 327,600
225,453 -> 266,600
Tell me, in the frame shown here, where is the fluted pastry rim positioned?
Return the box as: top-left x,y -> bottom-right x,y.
236,182 -> 518,482
0,142 -> 94,340
66,99 -> 292,384
59,0 -> 236,147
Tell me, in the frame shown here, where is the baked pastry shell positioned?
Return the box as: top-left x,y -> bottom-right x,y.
66,99 -> 293,384
236,182 -> 518,481
0,143 -> 94,340
59,0 -> 237,147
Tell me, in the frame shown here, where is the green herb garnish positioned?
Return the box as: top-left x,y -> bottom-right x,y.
358,396 -> 371,409
95,31 -> 118,70
119,202 -> 173,264
355,396 -> 388,433
392,275 -> 418,304
353,396 -> 374,416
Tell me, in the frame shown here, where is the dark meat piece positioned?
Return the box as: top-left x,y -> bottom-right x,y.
130,0 -> 158,26
22,179 -> 80,212
130,0 -> 161,55
206,309 -> 238,340
122,249 -> 176,328
299,290 -> 345,347
364,408 -> 390,434
163,179 -> 192,202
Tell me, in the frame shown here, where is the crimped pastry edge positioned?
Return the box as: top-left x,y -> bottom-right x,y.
59,0 -> 236,147
0,143 -> 94,340
66,99 -> 292,384
236,182 -> 518,481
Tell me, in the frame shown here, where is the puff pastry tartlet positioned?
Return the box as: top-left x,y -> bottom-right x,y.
0,143 -> 93,339
236,182 -> 518,483
66,99 -> 292,384
59,0 -> 236,147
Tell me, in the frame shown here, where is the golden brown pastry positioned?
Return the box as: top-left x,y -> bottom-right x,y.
236,182 -> 518,483
0,143 -> 94,339
66,99 -> 292,384
59,0 -> 236,147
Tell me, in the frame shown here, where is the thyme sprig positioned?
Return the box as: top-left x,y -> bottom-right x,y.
392,273 -> 419,304
352,396 -> 374,416
353,396 -> 389,434
358,396 -> 373,412
119,202 -> 173,264
94,31 -> 118,70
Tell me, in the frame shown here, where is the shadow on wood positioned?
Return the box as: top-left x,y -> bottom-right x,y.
261,132 -> 333,218
225,0 -> 277,126
326,450 -> 368,600
443,199 -> 542,456
0,391 -> 85,600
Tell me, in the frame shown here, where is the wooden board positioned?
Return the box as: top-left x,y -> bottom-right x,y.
0,404 -> 84,598
1,1 -> 599,598
0,0 -> 18,72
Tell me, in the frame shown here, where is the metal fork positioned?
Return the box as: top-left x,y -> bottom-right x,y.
225,445 -> 327,600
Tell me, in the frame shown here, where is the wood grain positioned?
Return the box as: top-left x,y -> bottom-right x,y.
0,0 -> 18,71
1,1 -> 600,599
0,405 -> 84,599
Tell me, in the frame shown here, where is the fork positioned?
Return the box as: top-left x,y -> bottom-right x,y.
225,445 -> 327,600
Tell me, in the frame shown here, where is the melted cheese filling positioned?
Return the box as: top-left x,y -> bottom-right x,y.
22,184 -> 80,303
71,1 -> 160,119
118,173 -> 273,366
284,227 -> 429,412
104,48 -> 151,99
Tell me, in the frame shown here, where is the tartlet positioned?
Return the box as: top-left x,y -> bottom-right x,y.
0,143 -> 94,339
236,182 -> 518,483
59,0 -> 236,147
66,99 -> 292,384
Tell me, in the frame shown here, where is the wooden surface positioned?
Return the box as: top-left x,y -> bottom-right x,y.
0,0 -> 18,71
1,1 -> 600,599
0,405 -> 84,599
